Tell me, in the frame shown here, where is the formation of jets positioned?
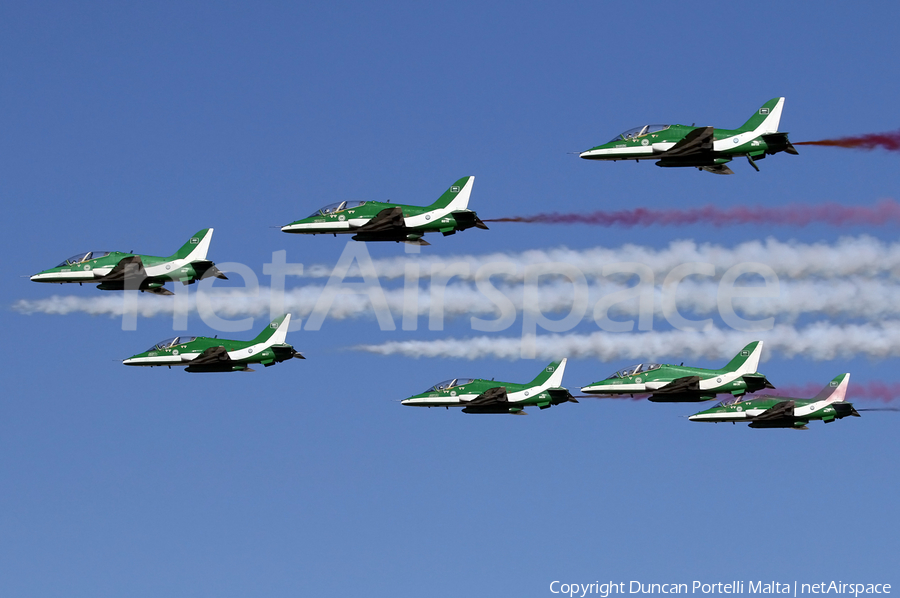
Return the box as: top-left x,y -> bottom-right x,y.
399,343 -> 865,427
27,98 -> 882,426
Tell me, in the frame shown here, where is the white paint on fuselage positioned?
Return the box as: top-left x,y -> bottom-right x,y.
582,370 -> 742,395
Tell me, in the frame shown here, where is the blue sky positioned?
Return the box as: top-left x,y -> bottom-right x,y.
2,2 -> 899,596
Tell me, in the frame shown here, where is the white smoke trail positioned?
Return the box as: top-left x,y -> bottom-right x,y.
15,277 -> 900,322
298,235 -> 900,281
354,322 -> 900,362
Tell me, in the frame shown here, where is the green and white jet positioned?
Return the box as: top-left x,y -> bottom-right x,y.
401,359 -> 577,414
123,314 -> 303,372
30,228 -> 227,296
580,341 -> 773,402
688,374 -> 859,429
281,176 -> 487,246
579,98 -> 798,174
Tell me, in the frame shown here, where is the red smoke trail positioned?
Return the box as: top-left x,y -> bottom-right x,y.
795,130 -> 900,151
580,382 -> 900,403
750,381 -> 900,403
485,199 -> 900,227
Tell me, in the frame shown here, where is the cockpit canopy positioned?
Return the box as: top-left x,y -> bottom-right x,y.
605,363 -> 662,379
55,251 -> 113,267
309,200 -> 368,218
425,378 -> 475,393
147,336 -> 196,352
608,124 -> 670,143
713,395 -> 749,408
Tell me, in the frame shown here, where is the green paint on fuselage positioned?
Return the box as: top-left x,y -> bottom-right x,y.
123,314 -> 302,372
581,342 -> 770,402
579,98 -> 797,173
30,229 -> 225,294
281,176 -> 487,242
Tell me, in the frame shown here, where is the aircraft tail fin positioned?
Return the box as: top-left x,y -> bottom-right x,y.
426,176 -> 475,211
252,314 -> 292,345
738,98 -> 784,135
528,359 -> 567,388
721,341 -> 764,375
810,373 -> 850,404
171,229 -> 214,261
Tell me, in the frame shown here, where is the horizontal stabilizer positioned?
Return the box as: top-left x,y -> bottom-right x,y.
742,373 -> 775,393
193,260 -> 229,281
547,388 -> 578,404
761,132 -> 799,155
451,210 -> 489,230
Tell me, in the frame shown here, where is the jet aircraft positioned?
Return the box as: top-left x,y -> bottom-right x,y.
579,98 -> 798,174
580,341 -> 773,402
402,359 -> 576,414
688,374 -> 858,429
123,314 -> 303,372
281,176 -> 487,245
30,228 -> 226,296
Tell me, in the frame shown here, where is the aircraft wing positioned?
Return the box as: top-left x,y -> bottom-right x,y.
661,126 -> 715,158
754,400 -> 796,422
100,255 -> 146,283
355,207 -> 405,233
461,386 -> 524,414
190,345 -> 231,366
648,376 -> 701,401
467,386 -> 508,406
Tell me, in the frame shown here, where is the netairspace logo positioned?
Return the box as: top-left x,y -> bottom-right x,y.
18,237 -> 900,362
549,581 -> 892,598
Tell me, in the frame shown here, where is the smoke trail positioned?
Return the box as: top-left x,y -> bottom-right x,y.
748,382 -> 900,404
296,236 -> 900,281
483,200 -> 900,227
17,277 -> 900,322
586,382 -> 900,403
795,130 -> 900,151
353,321 -> 900,361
